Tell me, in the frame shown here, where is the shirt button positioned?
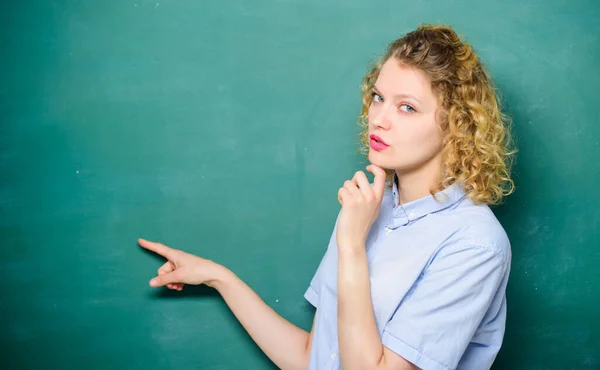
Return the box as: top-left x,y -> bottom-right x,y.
331,353 -> 337,360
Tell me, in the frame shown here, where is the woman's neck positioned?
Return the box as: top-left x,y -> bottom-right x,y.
394,160 -> 443,205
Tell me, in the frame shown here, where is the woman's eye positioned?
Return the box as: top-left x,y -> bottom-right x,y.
372,92 -> 383,103
399,104 -> 416,113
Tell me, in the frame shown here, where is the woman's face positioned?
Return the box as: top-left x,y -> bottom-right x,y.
368,58 -> 444,177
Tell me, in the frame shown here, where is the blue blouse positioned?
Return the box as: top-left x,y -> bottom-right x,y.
304,181 -> 511,370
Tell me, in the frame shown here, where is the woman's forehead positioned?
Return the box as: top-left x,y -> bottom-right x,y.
376,59 -> 434,101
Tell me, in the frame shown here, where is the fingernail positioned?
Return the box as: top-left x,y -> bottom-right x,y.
150,279 -> 157,287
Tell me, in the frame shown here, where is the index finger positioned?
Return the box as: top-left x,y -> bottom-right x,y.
366,165 -> 387,201
138,238 -> 174,259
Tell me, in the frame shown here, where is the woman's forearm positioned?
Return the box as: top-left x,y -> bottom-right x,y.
337,245 -> 384,370
213,268 -> 312,370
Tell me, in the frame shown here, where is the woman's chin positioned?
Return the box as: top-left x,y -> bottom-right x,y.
368,151 -> 393,170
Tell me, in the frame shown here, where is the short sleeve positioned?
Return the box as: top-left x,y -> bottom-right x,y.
304,263 -> 323,308
382,244 -> 508,370
303,218 -> 339,308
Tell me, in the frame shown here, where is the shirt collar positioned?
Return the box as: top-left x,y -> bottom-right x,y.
389,176 -> 467,228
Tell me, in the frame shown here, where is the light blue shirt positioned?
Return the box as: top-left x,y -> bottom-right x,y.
304,179 -> 511,370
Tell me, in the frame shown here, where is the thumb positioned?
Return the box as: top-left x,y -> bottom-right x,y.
366,164 -> 387,200
150,271 -> 180,287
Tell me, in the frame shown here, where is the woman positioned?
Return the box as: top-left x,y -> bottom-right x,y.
139,24 -> 515,370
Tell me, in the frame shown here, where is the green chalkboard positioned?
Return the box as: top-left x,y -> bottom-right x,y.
1,1 -> 598,369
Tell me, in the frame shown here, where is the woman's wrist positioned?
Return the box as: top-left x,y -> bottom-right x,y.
337,241 -> 366,256
207,263 -> 235,290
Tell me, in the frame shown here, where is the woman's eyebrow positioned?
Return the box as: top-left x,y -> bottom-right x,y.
373,85 -> 421,104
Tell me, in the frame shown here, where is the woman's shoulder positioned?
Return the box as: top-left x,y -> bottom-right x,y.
436,198 -> 511,257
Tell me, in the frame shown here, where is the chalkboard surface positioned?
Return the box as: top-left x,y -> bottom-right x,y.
1,1 -> 599,369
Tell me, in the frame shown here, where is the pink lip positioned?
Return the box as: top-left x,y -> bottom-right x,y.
369,134 -> 389,151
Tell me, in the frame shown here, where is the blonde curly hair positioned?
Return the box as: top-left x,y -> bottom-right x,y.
359,24 -> 516,205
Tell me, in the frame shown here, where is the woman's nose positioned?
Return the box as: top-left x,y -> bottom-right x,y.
371,107 -> 392,130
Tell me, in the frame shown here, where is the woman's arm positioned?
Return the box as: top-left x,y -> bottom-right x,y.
214,268 -> 315,370
139,239 -> 314,370
337,246 -> 416,370
335,167 -> 417,370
